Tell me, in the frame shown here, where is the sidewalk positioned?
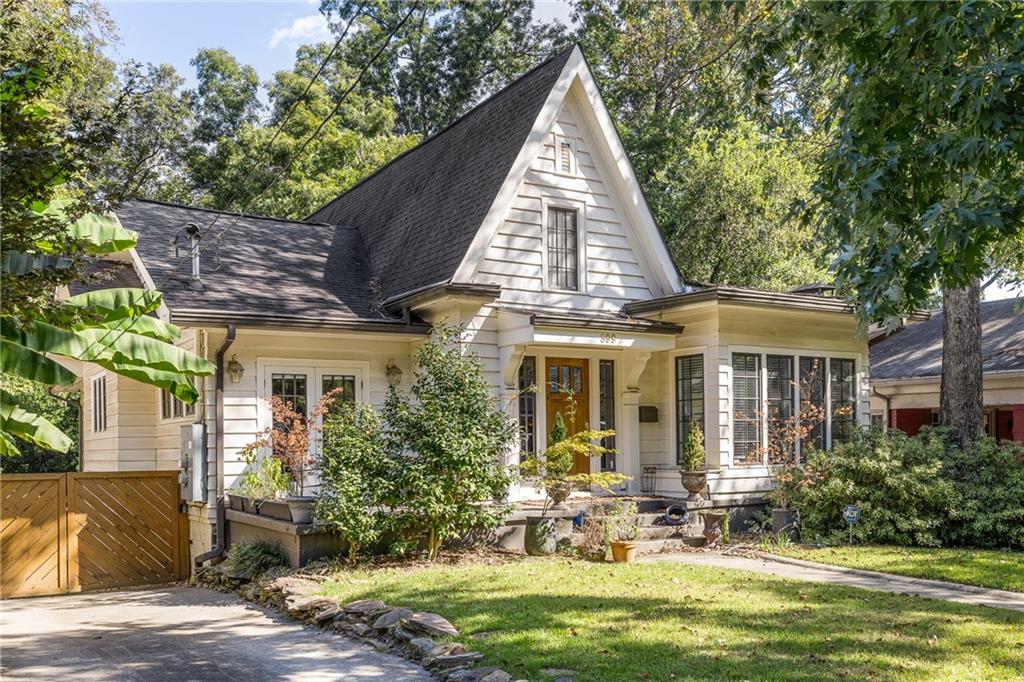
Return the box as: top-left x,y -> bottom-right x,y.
645,551 -> 1024,612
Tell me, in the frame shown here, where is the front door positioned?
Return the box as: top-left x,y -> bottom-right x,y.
545,358 -> 590,475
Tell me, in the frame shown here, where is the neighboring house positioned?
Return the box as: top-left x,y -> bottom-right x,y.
76,45 -> 870,557
869,298 -> 1024,442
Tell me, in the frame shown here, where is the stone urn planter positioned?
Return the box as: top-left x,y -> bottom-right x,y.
286,496 -> 315,524
700,510 -> 726,547
547,481 -> 573,509
680,470 -> 707,502
772,508 -> 800,539
524,516 -> 556,556
609,540 -> 639,563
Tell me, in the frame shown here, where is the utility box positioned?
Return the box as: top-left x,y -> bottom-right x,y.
179,423 -> 207,503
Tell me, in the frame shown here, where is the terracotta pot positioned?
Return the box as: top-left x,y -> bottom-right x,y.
610,540 -> 639,563
680,470 -> 707,501
524,516 -> 556,556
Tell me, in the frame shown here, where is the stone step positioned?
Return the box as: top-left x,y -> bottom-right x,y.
638,525 -> 690,540
636,537 -> 705,554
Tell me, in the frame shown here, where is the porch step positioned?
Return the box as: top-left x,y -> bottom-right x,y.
636,537 -> 705,554
638,525 -> 696,540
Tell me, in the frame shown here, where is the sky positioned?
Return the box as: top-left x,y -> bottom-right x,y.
98,1 -> 1019,302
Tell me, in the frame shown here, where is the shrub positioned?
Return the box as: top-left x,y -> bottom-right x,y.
790,427 -> 955,546
680,421 -> 705,471
224,540 -> 288,579
315,403 -> 392,562
941,435 -> 1024,549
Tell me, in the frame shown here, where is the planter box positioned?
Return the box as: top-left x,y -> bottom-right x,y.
227,494 -> 246,512
258,499 -> 291,522
225,509 -> 345,568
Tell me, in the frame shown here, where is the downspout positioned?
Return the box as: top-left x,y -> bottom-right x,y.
872,387 -> 892,430
195,324 -> 236,568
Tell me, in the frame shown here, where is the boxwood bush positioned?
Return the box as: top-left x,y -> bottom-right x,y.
777,426 -> 1024,549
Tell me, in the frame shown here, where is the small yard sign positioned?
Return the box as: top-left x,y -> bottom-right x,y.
843,504 -> 860,544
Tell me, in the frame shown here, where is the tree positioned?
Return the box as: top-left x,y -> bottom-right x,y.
575,0 -> 829,290
319,0 -> 568,136
758,1 -> 1024,445
385,324 -> 517,559
0,377 -> 78,473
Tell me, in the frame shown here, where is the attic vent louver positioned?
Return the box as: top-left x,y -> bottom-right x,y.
560,141 -> 572,173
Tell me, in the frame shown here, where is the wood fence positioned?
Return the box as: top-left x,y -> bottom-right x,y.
1,471 -> 188,598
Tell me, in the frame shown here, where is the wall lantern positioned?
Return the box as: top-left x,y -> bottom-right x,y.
226,354 -> 244,384
386,360 -> 403,388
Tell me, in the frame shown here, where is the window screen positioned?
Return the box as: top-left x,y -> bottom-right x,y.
799,357 -> 825,454
675,354 -> 704,465
518,356 -> 537,456
830,358 -> 856,445
599,360 -> 616,471
732,353 -> 761,464
766,355 -> 794,464
547,207 -> 578,290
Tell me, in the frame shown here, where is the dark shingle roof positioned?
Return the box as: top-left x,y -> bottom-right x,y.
871,298 -> 1024,380
307,46 -> 573,301
115,199 -> 389,322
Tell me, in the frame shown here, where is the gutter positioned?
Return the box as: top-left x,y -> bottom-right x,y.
871,387 -> 892,430
194,324 -> 235,568
381,281 -> 502,313
171,309 -> 429,334
624,286 -> 855,316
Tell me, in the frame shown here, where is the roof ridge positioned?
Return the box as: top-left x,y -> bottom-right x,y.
127,197 -> 335,228
305,43 -> 577,221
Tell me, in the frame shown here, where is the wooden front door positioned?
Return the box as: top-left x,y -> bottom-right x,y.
545,357 -> 590,475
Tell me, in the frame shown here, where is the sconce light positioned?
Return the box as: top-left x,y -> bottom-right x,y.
385,360 -> 403,388
226,354 -> 244,384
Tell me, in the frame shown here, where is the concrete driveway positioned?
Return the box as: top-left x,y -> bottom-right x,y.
0,586 -> 432,681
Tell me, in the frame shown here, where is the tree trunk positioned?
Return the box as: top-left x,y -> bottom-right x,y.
939,281 -> 983,447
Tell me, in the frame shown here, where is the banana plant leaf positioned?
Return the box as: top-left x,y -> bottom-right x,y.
34,200 -> 137,254
1,319 -> 214,376
0,430 -> 19,457
96,315 -> 180,343
1,251 -> 72,275
94,361 -> 200,404
0,388 -> 73,453
65,287 -> 163,320
0,339 -> 76,386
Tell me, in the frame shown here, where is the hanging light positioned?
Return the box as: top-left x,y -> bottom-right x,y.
226,354 -> 244,384
386,360 -> 403,388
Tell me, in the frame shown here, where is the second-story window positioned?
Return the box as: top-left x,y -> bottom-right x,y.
547,206 -> 579,291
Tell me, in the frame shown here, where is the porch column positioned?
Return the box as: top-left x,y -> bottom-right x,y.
619,389 -> 641,494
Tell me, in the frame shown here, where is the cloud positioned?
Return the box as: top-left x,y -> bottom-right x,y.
269,14 -> 331,48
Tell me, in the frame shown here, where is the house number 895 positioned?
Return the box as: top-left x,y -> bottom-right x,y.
600,333 -> 618,344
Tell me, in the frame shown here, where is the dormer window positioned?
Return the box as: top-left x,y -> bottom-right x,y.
547,206 -> 579,290
554,134 -> 576,175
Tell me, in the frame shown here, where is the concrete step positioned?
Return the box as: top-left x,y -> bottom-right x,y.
638,525 -> 690,540
636,537 -> 705,554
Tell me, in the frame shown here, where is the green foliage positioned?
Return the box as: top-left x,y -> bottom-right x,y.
315,403 -> 392,562
0,376 -> 78,472
756,1 -> 1024,323
384,324 -> 518,559
680,421 -> 706,472
549,411 -> 568,447
784,427 -> 1024,549
519,427 -> 627,511
233,447 -> 291,502
224,541 -> 289,579
605,500 -> 639,542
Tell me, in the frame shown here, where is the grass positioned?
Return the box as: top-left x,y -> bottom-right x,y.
768,545 -> 1024,593
320,556 -> 1024,681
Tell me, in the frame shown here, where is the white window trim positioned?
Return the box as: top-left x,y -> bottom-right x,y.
540,196 -> 587,294
157,388 -> 196,423
552,132 -> 578,177
256,358 -> 368,432
91,374 -> 107,433
725,346 -> 862,467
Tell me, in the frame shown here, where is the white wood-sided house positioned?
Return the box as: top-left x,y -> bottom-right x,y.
76,46 -> 870,556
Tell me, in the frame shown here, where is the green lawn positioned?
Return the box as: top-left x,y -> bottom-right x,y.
321,557 -> 1024,681
769,545 -> 1024,593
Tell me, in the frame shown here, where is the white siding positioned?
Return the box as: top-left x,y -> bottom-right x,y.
472,91 -> 658,311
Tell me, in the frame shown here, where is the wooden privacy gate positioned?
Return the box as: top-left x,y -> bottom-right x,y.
1,471 -> 188,598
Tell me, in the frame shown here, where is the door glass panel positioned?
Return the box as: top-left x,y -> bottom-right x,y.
572,367 -> 583,394
321,375 -> 356,414
271,373 -> 307,416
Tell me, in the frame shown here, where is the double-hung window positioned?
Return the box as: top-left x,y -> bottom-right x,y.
161,389 -> 196,420
799,357 -> 826,454
829,358 -> 856,444
518,356 -> 537,457
732,353 -> 761,464
765,355 -> 794,464
675,354 -> 704,465
547,206 -> 579,291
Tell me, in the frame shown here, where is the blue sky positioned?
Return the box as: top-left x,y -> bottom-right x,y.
98,1 -> 1019,301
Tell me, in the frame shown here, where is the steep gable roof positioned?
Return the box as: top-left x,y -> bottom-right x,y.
307,47 -> 574,301
871,298 -> 1024,381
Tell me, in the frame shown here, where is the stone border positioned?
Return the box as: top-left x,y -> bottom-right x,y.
196,566 -> 516,682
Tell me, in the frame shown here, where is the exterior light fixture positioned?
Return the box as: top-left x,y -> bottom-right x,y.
226,354 -> 244,384
386,360 -> 403,388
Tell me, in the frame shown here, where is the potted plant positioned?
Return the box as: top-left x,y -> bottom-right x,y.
679,421 -> 707,501
231,446 -> 290,515
520,412 -> 629,556
606,500 -> 640,563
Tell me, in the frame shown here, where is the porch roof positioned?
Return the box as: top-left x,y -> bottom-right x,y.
496,304 -> 683,335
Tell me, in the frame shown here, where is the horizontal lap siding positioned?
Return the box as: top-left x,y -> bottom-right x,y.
473,93 -> 655,312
